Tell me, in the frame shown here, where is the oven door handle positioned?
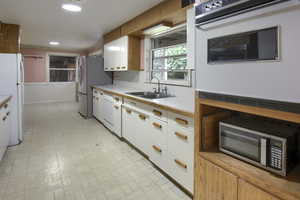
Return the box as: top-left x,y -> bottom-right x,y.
260,138 -> 267,166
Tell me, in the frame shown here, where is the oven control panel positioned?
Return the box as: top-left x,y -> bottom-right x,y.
196,0 -> 241,15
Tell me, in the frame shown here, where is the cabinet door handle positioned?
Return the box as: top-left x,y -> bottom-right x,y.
2,116 -> 7,121
121,66 -> 126,69
96,97 -> 99,100
4,104 -> 8,109
152,145 -> 162,153
139,114 -> 146,120
114,105 -> 119,109
116,67 -> 121,70
6,112 -> 10,116
152,122 -> 162,129
153,109 -> 162,117
174,132 -> 188,141
175,118 -> 188,125
126,109 -> 132,114
114,97 -> 120,102
174,159 -> 187,169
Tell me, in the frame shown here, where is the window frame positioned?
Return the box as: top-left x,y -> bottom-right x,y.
149,26 -> 192,87
46,52 -> 79,83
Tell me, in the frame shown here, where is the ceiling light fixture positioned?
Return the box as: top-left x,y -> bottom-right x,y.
62,3 -> 82,12
49,41 -> 60,46
143,22 -> 173,36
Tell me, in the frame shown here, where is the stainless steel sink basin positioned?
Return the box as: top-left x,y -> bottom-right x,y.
127,92 -> 172,99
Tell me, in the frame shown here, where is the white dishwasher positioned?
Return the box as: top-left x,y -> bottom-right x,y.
102,94 -> 114,131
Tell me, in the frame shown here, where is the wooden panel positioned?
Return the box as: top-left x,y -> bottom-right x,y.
0,23 -> 20,53
198,157 -> 238,200
127,36 -> 141,70
238,179 -> 280,200
103,27 -> 121,44
200,151 -> 300,200
199,98 -> 300,124
201,111 -> 231,150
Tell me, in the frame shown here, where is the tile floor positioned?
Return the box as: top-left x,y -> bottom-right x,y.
0,102 -> 191,200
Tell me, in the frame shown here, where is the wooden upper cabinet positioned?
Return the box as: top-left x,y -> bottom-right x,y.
238,179 -> 280,200
198,157 -> 238,200
103,27 -> 121,44
0,23 -> 20,53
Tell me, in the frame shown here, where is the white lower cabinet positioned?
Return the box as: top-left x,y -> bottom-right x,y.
0,102 -> 11,161
113,103 -> 122,137
122,107 -> 137,146
135,112 -> 151,155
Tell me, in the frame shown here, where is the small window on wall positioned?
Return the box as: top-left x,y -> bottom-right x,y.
150,27 -> 191,86
49,56 -> 77,82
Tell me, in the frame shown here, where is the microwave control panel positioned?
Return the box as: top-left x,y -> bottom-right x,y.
269,140 -> 283,170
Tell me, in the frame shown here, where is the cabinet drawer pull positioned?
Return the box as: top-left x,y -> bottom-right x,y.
6,112 -> 10,116
152,145 -> 162,153
126,109 -> 132,114
121,66 -> 126,69
174,132 -> 188,141
100,93 -> 103,95
153,109 -> 162,117
174,159 -> 187,169
116,67 -> 121,70
4,104 -> 8,109
152,122 -> 162,129
114,105 -> 119,109
139,114 -> 146,120
2,116 -> 7,121
114,97 -> 120,102
175,118 -> 188,125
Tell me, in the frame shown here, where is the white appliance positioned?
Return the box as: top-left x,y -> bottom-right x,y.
195,0 -> 300,104
0,53 -> 24,145
78,55 -> 112,118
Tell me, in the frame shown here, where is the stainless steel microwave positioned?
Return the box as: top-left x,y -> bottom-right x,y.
219,117 -> 298,176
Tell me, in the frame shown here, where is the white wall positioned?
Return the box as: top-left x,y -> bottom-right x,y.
24,82 -> 76,104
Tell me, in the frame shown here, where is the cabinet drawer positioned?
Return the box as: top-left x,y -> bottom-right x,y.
168,112 -> 194,130
167,152 -> 194,193
150,118 -> 168,146
150,107 -> 168,122
149,142 -> 168,172
167,126 -> 194,163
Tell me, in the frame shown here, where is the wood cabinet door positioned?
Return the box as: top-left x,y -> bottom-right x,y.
198,157 -> 238,200
238,179 -> 280,200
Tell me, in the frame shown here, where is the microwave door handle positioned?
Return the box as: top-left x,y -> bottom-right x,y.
223,130 -> 259,144
261,138 -> 267,166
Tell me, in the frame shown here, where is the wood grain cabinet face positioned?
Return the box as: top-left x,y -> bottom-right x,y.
0,23 -> 20,53
238,179 -> 280,200
198,157 -> 238,200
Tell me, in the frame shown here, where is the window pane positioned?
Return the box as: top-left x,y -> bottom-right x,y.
165,45 -> 187,56
152,29 -> 186,49
167,72 -> 188,80
166,56 -> 187,70
50,70 -> 75,82
50,56 -> 76,69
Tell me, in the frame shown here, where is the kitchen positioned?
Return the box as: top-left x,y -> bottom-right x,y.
0,0 -> 300,200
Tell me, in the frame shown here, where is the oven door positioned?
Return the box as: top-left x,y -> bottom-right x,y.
219,123 -> 267,166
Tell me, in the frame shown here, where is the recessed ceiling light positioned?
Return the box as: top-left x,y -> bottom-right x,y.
49,41 -> 60,46
62,3 -> 82,12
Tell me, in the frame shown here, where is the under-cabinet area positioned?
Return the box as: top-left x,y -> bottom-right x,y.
92,87 -> 194,194
194,91 -> 300,200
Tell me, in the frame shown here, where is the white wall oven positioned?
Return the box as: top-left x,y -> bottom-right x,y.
195,0 -> 300,107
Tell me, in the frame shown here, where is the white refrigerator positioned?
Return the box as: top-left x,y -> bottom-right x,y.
0,53 -> 24,146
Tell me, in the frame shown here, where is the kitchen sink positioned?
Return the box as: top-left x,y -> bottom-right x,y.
127,92 -> 172,99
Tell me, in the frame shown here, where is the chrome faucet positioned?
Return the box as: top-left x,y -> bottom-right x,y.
152,76 -> 161,94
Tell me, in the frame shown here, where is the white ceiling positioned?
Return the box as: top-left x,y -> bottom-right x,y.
0,0 -> 163,51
